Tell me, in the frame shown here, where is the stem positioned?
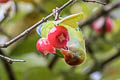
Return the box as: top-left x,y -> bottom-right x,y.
0,49 -> 15,80
79,1 -> 120,28
83,0 -> 106,5
48,56 -> 59,70
0,0 -> 74,48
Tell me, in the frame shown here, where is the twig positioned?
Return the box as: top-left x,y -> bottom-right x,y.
48,6 -> 62,70
80,1 -> 120,74
53,7 -> 61,21
83,0 -> 106,5
87,50 -> 120,75
0,49 -> 15,80
0,49 -> 25,64
104,0 -> 110,4
0,54 -> 25,64
0,0 -> 74,48
79,0 -> 120,29
100,50 -> 120,68
86,41 -> 98,63
48,55 -> 59,70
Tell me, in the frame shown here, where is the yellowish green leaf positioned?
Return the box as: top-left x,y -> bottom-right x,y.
55,12 -> 84,28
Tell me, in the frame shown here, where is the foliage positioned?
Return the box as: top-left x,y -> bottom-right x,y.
0,0 -> 120,80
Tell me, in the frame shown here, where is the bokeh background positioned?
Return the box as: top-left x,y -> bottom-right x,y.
0,0 -> 120,80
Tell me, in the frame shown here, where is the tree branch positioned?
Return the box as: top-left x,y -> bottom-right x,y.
100,50 -> 120,68
0,0 -> 75,48
0,49 -> 15,80
0,49 -> 25,64
0,54 -> 25,64
53,7 -> 61,21
48,55 -> 59,70
87,50 -> 120,75
79,0 -> 120,29
86,41 -> 98,63
83,0 -> 106,5
48,6 -> 62,70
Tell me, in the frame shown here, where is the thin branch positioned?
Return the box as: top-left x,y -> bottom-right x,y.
104,0 -> 110,4
79,0 -> 120,29
48,55 -> 59,70
86,41 -> 98,63
81,2 -> 120,74
0,0 -> 74,48
0,49 -> 25,64
87,50 -> 120,75
48,6 -> 62,70
0,54 -> 25,64
0,49 -> 15,80
53,7 -> 61,21
83,0 -> 106,5
100,50 -> 120,68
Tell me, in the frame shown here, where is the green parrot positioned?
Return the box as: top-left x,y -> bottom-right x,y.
36,12 -> 86,66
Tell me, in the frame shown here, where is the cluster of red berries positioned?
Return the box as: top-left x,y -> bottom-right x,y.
92,17 -> 113,33
36,25 -> 69,55
0,0 -> 9,3
36,25 -> 84,66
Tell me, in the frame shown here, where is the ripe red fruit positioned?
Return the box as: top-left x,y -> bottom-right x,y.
92,17 -> 113,33
48,26 -> 69,49
92,17 -> 105,32
61,49 -> 85,66
0,0 -> 9,3
105,17 -> 113,32
36,38 -> 56,55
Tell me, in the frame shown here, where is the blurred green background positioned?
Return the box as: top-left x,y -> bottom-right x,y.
0,0 -> 120,80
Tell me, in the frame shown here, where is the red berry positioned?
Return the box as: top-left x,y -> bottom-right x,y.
92,17 -> 105,33
48,26 -> 69,49
92,17 -> 113,33
61,49 -> 85,66
36,38 -> 56,55
0,0 -> 9,3
105,17 -> 113,32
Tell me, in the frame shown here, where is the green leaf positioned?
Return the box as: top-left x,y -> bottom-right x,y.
55,12 -> 84,28
40,21 -> 55,38
40,13 -> 84,38
55,49 -> 64,58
